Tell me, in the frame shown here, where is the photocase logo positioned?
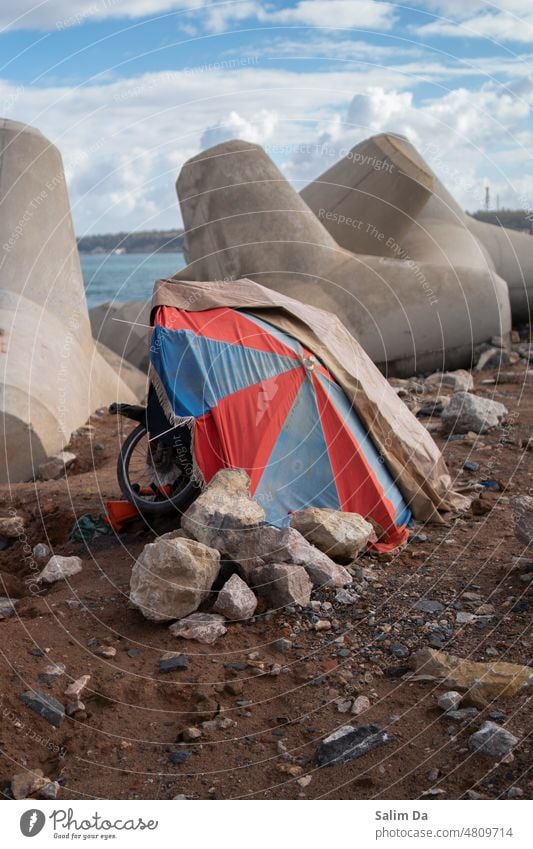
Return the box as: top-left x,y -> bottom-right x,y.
20,809 -> 46,837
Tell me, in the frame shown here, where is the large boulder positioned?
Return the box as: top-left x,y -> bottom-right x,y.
260,526 -> 352,587
181,469 -> 265,563
290,507 -> 374,561
441,391 -> 508,434
253,563 -> 312,609
130,536 -> 220,622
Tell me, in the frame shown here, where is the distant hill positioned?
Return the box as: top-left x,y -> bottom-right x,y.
77,229 -> 185,254
470,210 -> 533,232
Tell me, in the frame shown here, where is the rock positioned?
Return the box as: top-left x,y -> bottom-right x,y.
314,619 -> 331,631
456,611 -> 477,624
37,555 -> 82,584
441,392 -> 507,434
437,691 -> 462,711
507,787 -> 524,799
19,690 -> 65,727
253,563 -> 312,609
182,727 -> 202,742
213,574 -> 257,620
351,695 -> 371,716
38,451 -> 77,480
169,612 -> 227,644
0,515 -> 24,538
316,724 -> 391,766
66,700 -> 85,716
32,543 -> 51,560
468,721 -> 518,759
409,648 -> 532,701
11,769 -> 50,800
130,536 -> 220,622
38,662 -> 66,686
426,370 -> 474,393
512,496 -> 533,548
181,469 -> 265,564
334,588 -> 358,604
273,638 -> 293,653
389,643 -> 409,658
39,781 -> 60,800
0,597 -> 17,619
159,653 -> 189,672
445,708 -> 479,721
64,675 -> 91,698
262,526 -> 352,587
96,646 -> 116,658
414,598 -> 445,614
291,508 -> 374,561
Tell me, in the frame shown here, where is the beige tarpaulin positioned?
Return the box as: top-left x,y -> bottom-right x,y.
152,276 -> 468,522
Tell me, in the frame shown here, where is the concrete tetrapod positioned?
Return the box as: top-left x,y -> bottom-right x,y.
174,138 -> 511,377
0,119 -> 142,482
89,300 -> 151,372
302,132 -> 522,325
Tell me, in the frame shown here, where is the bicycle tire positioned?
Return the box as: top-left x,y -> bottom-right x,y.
117,423 -> 199,515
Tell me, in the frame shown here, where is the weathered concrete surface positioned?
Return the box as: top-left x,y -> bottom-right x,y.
174,138 -> 511,377
467,217 -> 533,322
0,119 -> 141,482
90,300 -> 152,372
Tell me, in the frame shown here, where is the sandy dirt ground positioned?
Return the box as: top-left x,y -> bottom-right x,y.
0,357 -> 531,801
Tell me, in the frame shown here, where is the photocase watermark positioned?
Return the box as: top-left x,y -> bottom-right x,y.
265,141 -> 395,173
2,84 -> 25,116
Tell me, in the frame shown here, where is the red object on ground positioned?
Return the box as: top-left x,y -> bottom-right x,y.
103,500 -> 140,533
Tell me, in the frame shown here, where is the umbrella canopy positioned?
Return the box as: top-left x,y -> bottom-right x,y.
150,305 -> 411,550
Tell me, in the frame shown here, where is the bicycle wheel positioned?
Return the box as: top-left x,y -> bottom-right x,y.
117,423 -> 198,515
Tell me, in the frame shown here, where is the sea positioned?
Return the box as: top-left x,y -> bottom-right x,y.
81,252 -> 186,308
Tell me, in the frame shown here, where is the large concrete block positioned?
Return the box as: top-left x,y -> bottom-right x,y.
0,119 -> 141,482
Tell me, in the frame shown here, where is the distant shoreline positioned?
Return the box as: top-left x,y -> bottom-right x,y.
77,228 -> 185,255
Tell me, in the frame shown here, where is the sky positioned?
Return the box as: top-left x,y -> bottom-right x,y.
1,0 -> 532,235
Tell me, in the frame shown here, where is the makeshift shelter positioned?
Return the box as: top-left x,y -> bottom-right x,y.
150,278 -> 468,534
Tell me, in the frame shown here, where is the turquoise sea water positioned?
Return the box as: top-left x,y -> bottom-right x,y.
81,252 -> 185,308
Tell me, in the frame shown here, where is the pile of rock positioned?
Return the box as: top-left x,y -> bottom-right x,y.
129,469 -> 369,643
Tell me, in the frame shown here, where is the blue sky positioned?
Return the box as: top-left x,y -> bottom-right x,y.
1,1 -> 532,234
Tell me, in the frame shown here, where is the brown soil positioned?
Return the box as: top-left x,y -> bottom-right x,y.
0,363 -> 531,801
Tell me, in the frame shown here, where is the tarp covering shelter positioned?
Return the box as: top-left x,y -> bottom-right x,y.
150,278 -> 468,535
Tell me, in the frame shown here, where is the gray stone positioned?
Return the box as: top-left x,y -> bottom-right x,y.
253,563 -> 312,609
130,536 -> 220,622
213,573 -> 257,620
37,555 -> 83,584
261,526 -> 352,587
0,597 -> 17,619
351,696 -> 371,716
414,598 -> 445,614
290,507 -> 374,561
425,370 -> 474,393
456,610 -> 477,624
437,691 -> 462,711
38,662 -> 66,687
441,392 -> 508,434
159,653 -> 189,672
32,543 -> 51,560
38,451 -> 76,481
19,690 -> 65,727
334,588 -> 358,604
169,612 -> 227,644
39,781 -> 60,800
512,496 -> 533,548
390,643 -> 410,658
445,708 -> 479,721
468,721 -> 518,759
316,724 -> 391,766
181,469 -> 265,565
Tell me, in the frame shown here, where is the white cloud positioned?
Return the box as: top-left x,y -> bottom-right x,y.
410,0 -> 533,43
200,108 -> 278,146
264,0 -> 396,29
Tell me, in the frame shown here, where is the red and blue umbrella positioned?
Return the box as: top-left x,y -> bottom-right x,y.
150,305 -> 411,551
